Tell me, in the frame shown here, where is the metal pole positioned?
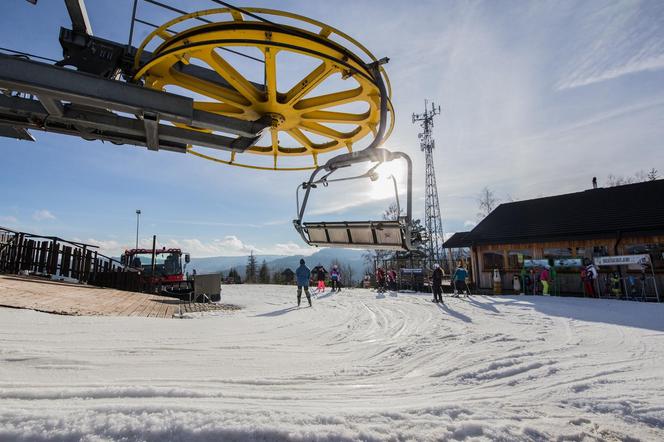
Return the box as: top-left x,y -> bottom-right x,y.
127,0 -> 139,50
650,263 -> 660,302
135,209 -> 141,249
389,175 -> 400,219
151,234 -> 156,290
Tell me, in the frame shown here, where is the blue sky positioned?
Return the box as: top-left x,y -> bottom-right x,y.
1,0 -> 663,257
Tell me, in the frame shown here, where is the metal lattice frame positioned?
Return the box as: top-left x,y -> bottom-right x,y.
413,101 -> 444,269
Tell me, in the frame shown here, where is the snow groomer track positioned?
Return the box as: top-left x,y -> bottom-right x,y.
1,285 -> 663,441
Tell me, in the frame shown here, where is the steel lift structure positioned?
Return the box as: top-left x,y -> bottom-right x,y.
1,0 -> 416,251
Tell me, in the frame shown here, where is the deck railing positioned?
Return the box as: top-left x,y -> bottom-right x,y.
0,226 -> 141,291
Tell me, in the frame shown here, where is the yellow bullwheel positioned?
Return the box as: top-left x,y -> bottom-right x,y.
133,7 -> 394,171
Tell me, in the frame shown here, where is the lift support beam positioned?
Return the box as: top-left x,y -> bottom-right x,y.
0,54 -> 269,152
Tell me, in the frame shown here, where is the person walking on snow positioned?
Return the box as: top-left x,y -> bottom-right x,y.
540,266 -> 550,295
315,265 -> 327,293
452,263 -> 468,297
610,272 -> 621,298
387,268 -> 398,291
375,267 -> 386,293
582,259 -> 598,298
295,259 -> 312,307
431,263 -> 444,303
330,265 -> 341,292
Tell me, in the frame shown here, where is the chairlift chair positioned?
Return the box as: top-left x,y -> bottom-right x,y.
293,147 -> 414,251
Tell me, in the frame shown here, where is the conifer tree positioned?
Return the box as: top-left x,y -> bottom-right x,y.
258,259 -> 270,283
245,251 -> 258,283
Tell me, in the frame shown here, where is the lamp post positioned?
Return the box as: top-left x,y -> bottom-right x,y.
135,209 -> 141,249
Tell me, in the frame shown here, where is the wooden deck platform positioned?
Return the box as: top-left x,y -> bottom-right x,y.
0,275 -> 236,318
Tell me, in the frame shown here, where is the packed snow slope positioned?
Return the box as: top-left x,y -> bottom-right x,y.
1,286 -> 663,441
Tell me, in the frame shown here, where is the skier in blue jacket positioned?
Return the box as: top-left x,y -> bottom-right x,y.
295,259 -> 312,307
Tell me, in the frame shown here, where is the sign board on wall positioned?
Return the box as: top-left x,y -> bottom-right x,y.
594,254 -> 650,266
554,258 -> 583,267
524,259 -> 550,268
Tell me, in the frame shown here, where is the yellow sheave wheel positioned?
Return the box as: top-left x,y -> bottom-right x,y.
133,8 -> 393,171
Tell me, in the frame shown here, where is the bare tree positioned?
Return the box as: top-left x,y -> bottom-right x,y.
477,186 -> 499,220
634,170 -> 648,182
606,168 -> 658,187
648,168 -> 659,181
343,263 -> 354,287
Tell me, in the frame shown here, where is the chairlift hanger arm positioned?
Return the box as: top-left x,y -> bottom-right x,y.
64,0 -> 93,36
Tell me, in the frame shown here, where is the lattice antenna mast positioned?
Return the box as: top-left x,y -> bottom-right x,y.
412,100 -> 444,269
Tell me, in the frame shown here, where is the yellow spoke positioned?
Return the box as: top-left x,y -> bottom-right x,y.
264,48 -> 278,103
293,87 -> 364,112
287,128 -> 314,151
301,121 -> 358,141
205,50 -> 263,103
271,128 -> 279,152
169,69 -> 250,108
284,62 -> 336,105
247,145 -> 272,153
300,110 -> 370,124
193,102 -> 244,115
230,10 -> 243,21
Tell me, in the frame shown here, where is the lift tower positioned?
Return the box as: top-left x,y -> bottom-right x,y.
412,100 -> 444,269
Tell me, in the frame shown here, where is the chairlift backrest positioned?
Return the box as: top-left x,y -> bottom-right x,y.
303,220 -> 409,250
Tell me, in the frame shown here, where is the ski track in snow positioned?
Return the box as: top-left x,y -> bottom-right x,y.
0,286 -> 663,441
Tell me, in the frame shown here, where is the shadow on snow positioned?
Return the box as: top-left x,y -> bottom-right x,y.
467,295 -> 664,332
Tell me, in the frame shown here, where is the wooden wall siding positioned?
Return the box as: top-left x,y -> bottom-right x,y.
472,233 -> 664,291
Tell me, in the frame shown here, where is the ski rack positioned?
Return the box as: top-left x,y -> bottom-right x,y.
293,147 -> 414,251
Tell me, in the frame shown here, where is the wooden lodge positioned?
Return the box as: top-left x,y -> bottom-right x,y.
443,180 -> 664,299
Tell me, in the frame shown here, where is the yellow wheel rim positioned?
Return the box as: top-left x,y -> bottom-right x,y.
134,8 -> 394,171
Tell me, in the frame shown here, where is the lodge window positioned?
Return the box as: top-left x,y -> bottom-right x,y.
482,251 -> 504,271
625,243 -> 664,270
592,246 -> 609,257
544,248 -> 572,259
507,250 -> 532,269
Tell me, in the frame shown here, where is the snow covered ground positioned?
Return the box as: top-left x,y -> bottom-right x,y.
1,286 -> 663,441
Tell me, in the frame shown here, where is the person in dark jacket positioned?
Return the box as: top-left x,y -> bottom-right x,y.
431,263 -> 444,303
330,265 -> 341,292
387,268 -> 398,291
295,259 -> 312,307
314,265 -> 327,293
375,267 -> 386,293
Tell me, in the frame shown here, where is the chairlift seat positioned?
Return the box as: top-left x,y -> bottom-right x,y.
301,220 -> 410,251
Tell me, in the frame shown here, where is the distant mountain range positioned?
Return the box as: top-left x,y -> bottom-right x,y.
188,248 -> 369,281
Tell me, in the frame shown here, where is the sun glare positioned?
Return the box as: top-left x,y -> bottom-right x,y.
368,160 -> 407,202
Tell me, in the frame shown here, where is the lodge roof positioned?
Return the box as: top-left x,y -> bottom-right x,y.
443,179 -> 664,247
444,231 -> 472,248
